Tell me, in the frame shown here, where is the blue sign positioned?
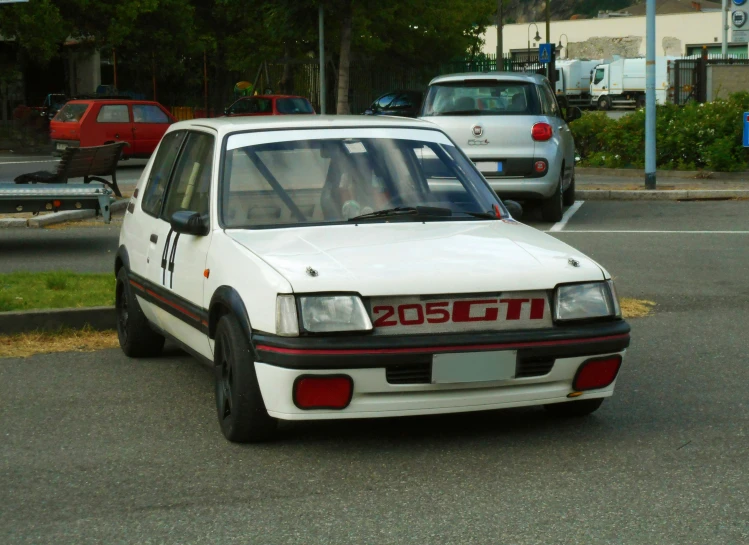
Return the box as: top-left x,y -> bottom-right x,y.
735,0 -> 747,6
743,112 -> 749,147
539,43 -> 553,64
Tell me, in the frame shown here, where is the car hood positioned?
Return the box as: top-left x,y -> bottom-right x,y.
226,221 -> 606,296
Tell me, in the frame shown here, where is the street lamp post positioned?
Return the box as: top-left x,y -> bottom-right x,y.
527,23 -> 542,61
557,34 -> 569,59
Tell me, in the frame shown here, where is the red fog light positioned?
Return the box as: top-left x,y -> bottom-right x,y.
531,122 -> 553,141
534,160 -> 547,173
573,356 -> 622,391
293,375 -> 353,410
53,200 -> 62,208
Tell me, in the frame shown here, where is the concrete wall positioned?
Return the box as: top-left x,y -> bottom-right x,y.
485,12 -> 723,58
67,49 -> 101,96
707,65 -> 749,101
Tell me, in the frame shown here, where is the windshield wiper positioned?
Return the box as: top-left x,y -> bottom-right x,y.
348,206 -> 452,222
462,210 -> 501,220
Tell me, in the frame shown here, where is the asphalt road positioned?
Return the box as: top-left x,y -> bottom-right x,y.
2,201 -> 749,543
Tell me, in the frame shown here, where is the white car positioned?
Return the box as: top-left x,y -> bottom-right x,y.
115,115 -> 630,442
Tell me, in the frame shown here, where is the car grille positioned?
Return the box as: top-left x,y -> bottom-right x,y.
385,357 -> 555,384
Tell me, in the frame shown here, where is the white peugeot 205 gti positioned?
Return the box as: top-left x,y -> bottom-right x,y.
115,115 -> 630,442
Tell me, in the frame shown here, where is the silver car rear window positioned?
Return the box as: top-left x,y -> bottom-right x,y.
422,81 -> 541,117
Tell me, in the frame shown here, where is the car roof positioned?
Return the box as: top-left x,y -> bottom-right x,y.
170,115 -> 443,140
65,99 -> 163,105
428,72 -> 546,85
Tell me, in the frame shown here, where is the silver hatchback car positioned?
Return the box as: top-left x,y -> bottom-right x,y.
419,72 -> 581,222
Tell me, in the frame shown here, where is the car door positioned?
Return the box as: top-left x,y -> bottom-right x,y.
132,104 -> 173,157
144,130 -> 216,359
94,103 -> 134,153
132,130 -> 188,329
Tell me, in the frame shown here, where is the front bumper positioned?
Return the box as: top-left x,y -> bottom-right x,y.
252,320 -> 630,420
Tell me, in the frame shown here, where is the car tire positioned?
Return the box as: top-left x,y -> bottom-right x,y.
597,96 -> 611,111
115,268 -> 165,358
562,175 -> 576,206
214,313 -> 277,443
541,173 -> 564,223
544,398 -> 604,417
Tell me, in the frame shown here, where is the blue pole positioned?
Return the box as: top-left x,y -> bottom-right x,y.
645,0 -> 656,189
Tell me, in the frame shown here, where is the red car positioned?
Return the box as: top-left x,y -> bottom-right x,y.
50,99 -> 176,158
224,95 -> 316,116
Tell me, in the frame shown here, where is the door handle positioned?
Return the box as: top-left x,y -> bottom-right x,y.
150,234 -> 158,244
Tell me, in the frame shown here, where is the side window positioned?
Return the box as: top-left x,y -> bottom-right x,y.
231,100 -> 252,114
133,105 -> 169,124
375,93 -> 396,109
391,94 -> 413,109
141,131 -> 186,217
593,68 -> 605,84
162,132 -> 215,220
538,84 -> 560,117
96,104 -> 130,123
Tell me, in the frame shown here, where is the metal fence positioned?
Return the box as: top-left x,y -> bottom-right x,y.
671,55 -> 749,105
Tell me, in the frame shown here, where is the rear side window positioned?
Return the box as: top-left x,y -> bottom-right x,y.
97,105 -> 130,123
422,81 -> 541,116
54,103 -> 89,123
133,105 -> 169,123
538,84 -> 561,118
141,131 -> 187,217
276,98 -> 314,114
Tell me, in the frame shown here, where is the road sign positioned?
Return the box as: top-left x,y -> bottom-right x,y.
539,43 -> 552,64
743,112 -> 749,147
734,10 -> 747,27
735,0 -> 747,5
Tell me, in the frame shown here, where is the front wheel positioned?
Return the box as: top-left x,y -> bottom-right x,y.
544,398 -> 604,417
115,267 -> 165,358
214,314 -> 277,443
541,173 -> 564,223
597,96 -> 611,111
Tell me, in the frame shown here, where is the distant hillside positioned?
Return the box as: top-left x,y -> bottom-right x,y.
503,0 -> 635,23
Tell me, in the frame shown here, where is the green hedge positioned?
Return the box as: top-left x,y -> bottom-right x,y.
570,92 -> 749,172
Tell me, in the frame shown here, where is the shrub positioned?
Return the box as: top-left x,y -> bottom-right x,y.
570,93 -> 749,171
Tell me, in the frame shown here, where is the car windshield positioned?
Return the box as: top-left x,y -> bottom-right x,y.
53,103 -> 89,122
422,81 -> 540,116
221,128 -> 504,229
276,98 -> 314,114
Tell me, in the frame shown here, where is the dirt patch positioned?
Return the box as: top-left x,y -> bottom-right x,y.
44,218 -> 124,230
0,327 -> 118,358
621,298 -> 655,319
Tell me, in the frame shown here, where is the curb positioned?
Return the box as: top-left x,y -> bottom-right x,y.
0,199 -> 128,229
0,306 -> 116,335
578,189 -> 749,200
577,167 -> 749,181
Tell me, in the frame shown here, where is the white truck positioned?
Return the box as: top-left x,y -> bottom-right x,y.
553,59 -> 603,108
590,56 -> 677,110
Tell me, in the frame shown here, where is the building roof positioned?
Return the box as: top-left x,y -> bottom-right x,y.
621,0 -> 722,16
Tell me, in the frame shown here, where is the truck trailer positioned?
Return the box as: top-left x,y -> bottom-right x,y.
590,57 -> 677,110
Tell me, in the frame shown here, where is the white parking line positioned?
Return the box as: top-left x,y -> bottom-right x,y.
548,200 -> 584,232
550,230 -> 749,234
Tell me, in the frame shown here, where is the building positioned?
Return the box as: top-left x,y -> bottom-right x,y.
485,3 -> 747,60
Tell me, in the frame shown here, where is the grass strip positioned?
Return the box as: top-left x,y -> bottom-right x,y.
0,271 -> 114,312
0,326 -> 118,358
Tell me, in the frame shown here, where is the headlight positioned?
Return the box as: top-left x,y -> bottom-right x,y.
555,281 -> 621,322
275,294 -> 373,335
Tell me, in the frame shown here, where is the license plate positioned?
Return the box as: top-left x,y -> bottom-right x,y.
432,351 -> 517,384
56,143 -> 68,151
475,161 -> 503,173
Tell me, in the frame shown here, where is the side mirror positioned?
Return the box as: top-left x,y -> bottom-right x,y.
566,106 -> 582,123
503,200 -> 523,219
170,210 -> 209,236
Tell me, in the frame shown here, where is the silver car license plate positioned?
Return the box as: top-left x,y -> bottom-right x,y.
432,351 -> 516,384
475,161 -> 503,173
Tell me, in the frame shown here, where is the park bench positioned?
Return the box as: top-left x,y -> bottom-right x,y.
0,143 -> 125,224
